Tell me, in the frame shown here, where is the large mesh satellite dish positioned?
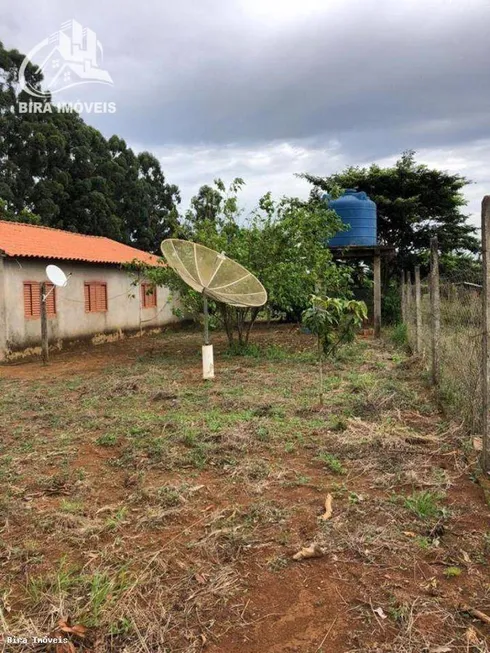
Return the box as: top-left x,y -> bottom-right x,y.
161,239 -> 268,379
161,239 -> 267,308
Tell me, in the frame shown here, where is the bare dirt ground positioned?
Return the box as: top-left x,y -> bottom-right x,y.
0,325 -> 489,652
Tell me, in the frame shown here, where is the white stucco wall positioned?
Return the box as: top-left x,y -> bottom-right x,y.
0,257 -> 180,358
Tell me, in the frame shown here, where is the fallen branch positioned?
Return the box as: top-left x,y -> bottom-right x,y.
293,543 -> 324,561
315,615 -> 338,652
460,603 -> 490,625
321,494 -> 333,520
404,435 -> 438,446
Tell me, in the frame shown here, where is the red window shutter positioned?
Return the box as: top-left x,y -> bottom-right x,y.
95,283 -> 107,311
24,282 -> 56,318
24,283 -> 33,317
89,284 -> 97,312
141,283 -> 156,308
84,284 -> 91,312
32,283 -> 41,317
45,283 -> 56,315
85,282 -> 108,313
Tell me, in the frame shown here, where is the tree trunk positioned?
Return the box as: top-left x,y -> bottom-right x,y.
318,335 -> 324,406
221,305 -> 261,348
244,307 -> 260,344
220,304 -> 234,346
235,308 -> 244,346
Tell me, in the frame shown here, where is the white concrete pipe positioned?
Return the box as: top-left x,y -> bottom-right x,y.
202,344 -> 215,379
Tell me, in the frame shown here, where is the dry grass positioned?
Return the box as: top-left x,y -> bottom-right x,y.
0,325 -> 489,652
407,281 -> 483,432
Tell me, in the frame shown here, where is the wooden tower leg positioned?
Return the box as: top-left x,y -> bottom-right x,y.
374,253 -> 381,338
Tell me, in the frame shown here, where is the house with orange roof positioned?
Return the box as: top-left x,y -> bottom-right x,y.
0,221 -> 179,360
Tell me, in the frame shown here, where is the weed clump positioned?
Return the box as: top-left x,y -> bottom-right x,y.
317,452 -> 346,475
390,322 -> 408,349
402,490 -> 447,520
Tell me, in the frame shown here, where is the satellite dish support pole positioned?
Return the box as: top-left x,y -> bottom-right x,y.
40,282 -> 49,365
203,293 -> 209,346
161,239 -> 267,380
202,292 -> 214,379
43,284 -> 56,301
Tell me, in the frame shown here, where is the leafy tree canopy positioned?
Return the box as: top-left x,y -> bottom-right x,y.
0,41 -> 180,252
300,151 -> 479,274
134,179 -> 354,346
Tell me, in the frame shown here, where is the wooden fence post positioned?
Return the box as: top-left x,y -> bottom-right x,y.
415,265 -> 422,354
406,271 -> 412,344
430,238 -> 440,386
404,271 -> 409,325
373,252 -> 381,338
481,197 -> 490,473
40,282 -> 49,365
401,270 -> 406,323
406,271 -> 411,315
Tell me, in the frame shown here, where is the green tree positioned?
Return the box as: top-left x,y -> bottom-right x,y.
139,179 -> 353,347
247,193 -> 352,321
185,183 -> 223,227
300,151 -> 479,274
129,152 -> 181,253
302,295 -> 367,404
438,252 -> 482,284
0,41 -> 180,252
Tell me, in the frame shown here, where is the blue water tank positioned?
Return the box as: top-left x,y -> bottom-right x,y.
326,189 -> 377,246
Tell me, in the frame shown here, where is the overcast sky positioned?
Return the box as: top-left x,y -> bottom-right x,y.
2,0 -> 490,226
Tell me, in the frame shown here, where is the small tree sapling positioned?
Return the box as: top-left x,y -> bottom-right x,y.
302,295 -> 367,405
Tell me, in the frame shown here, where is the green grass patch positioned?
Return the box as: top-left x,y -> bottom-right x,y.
444,566 -> 462,578
402,490 -> 446,520
96,433 -> 119,447
317,452 -> 346,475
389,323 -> 408,349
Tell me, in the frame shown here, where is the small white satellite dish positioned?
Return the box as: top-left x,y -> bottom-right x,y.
46,265 -> 68,288
161,239 -> 267,380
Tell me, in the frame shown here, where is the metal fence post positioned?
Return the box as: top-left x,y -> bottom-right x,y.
430,238 -> 440,386
415,265 -> 422,354
481,197 -> 490,472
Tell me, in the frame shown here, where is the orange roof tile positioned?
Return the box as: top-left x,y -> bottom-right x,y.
0,221 -> 161,266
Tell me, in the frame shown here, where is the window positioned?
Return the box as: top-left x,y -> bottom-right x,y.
141,283 -> 157,309
24,282 -> 56,319
84,282 -> 108,313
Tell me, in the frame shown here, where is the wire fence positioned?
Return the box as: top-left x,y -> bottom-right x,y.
405,268 -> 483,433
399,208 -> 490,479
400,198 -> 490,476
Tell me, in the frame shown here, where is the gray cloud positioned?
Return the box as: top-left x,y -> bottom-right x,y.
1,0 -> 490,221
142,138 -> 489,229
